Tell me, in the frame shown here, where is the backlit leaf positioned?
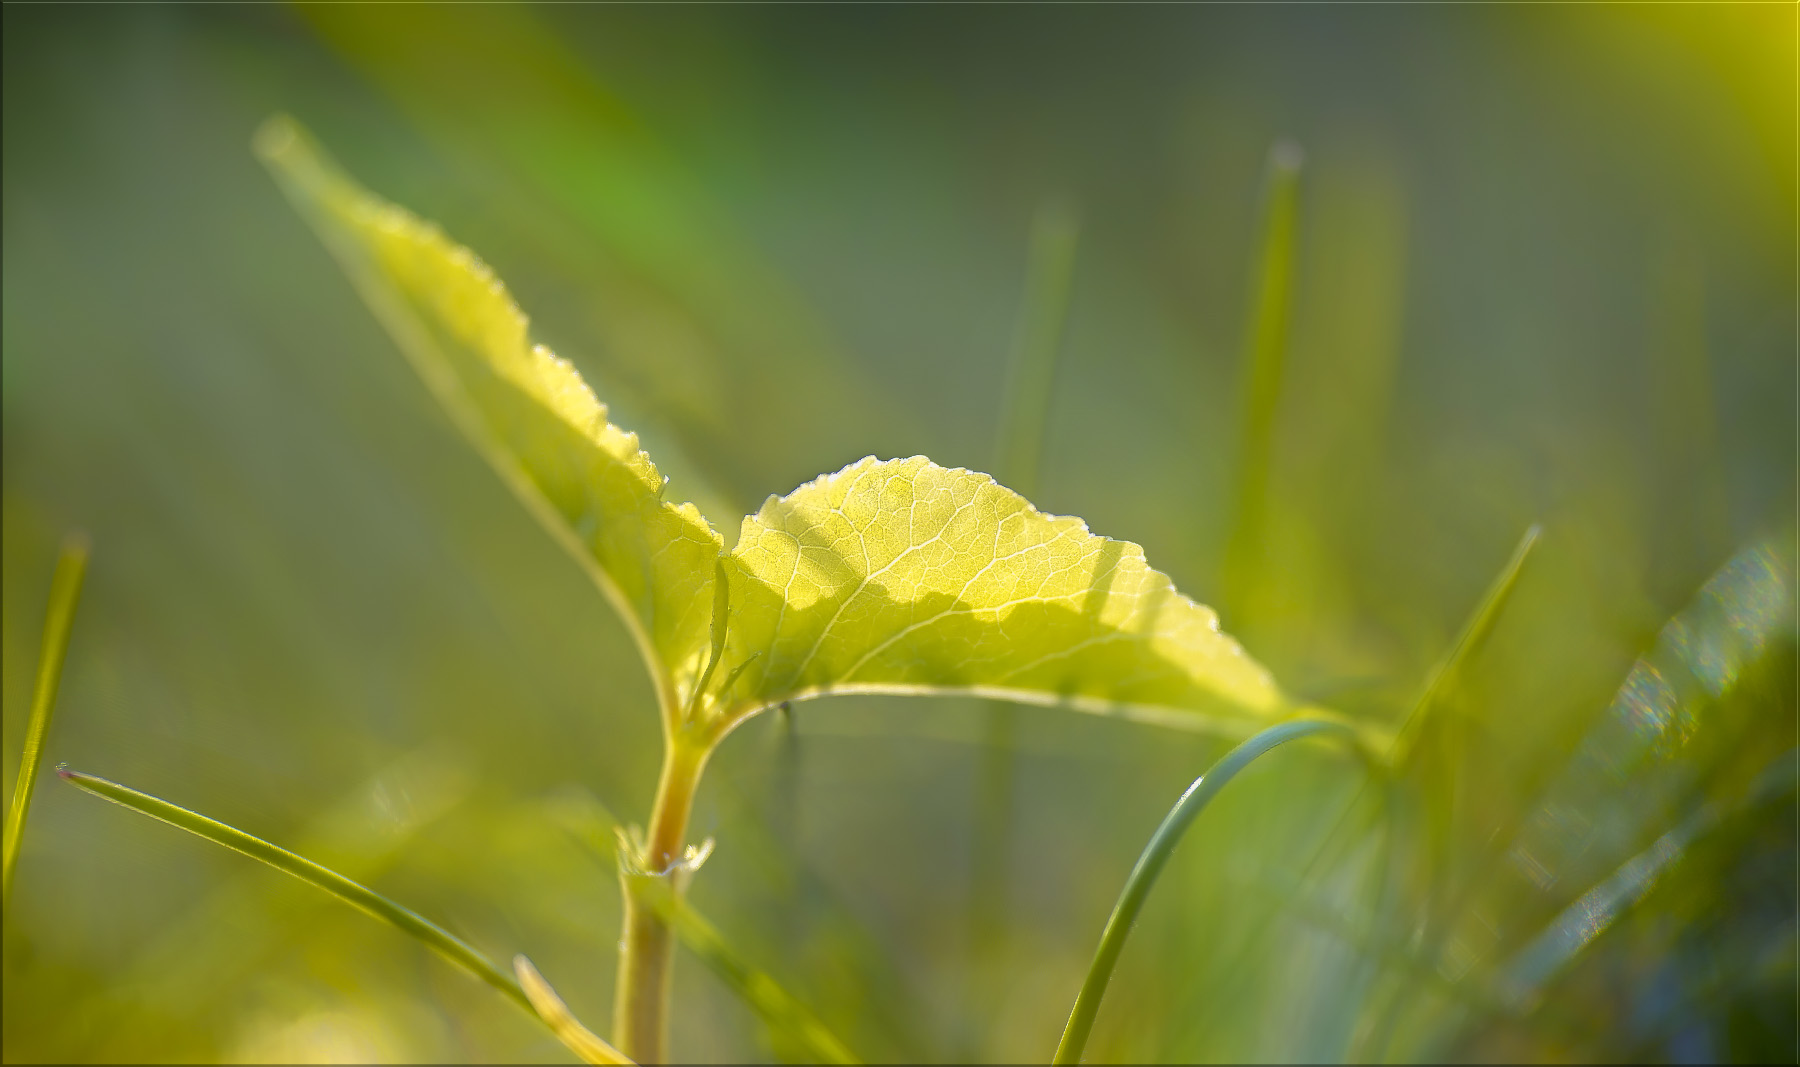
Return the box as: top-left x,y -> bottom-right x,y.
257,120 -> 1287,742
709,456 -> 1286,736
256,117 -> 722,722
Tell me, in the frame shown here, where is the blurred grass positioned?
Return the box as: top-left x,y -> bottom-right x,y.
4,3 -> 1796,1063
3,532 -> 87,909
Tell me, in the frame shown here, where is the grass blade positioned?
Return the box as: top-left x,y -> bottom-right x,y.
1219,142 -> 1303,624
994,197 -> 1079,500
56,768 -> 532,1013
1393,522 -> 1542,767
1053,717 -> 1360,1065
1496,748 -> 1799,1011
515,954 -> 635,1065
639,878 -> 860,1065
3,533 -> 91,909
969,201 -> 1079,1056
546,788 -> 861,1063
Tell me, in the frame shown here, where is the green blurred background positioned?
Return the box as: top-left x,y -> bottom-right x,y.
3,4 -> 1795,1063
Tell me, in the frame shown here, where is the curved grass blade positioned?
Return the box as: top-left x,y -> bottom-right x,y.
3,533 -> 90,909
1052,717 -> 1360,1065
1392,522 -> 1541,767
56,769 -> 532,1014
514,955 -> 635,1065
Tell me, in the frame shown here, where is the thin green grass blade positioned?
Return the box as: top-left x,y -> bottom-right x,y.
1392,522 -> 1541,767
994,197 -> 1079,500
56,768 -> 532,1014
968,199 -> 1079,1058
3,533 -> 90,909
1219,142 -> 1303,624
1052,717 -> 1361,1065
639,879 -> 860,1065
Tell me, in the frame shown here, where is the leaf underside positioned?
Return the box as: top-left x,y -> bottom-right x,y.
258,116 -> 1284,738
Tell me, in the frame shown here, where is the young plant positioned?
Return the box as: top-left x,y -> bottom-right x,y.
246,114 -> 1338,1063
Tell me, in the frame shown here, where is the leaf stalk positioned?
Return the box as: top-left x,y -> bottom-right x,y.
614,735 -> 713,1063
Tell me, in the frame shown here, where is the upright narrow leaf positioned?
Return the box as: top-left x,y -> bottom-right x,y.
255,116 -> 722,723
1394,522 -> 1542,768
3,533 -> 89,908
994,199 -> 1078,500
1220,142 -> 1303,625
713,456 -> 1287,735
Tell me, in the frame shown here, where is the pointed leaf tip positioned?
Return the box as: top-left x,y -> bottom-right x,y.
257,117 -> 723,723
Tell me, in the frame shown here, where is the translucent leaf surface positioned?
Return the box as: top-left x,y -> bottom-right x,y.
256,117 -> 722,720
257,120 -> 1285,740
712,456 -> 1285,734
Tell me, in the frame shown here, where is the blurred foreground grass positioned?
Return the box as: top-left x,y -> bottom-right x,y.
4,4 -> 1796,1063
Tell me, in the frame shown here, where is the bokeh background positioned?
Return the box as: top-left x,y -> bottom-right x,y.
3,4 -> 1796,1063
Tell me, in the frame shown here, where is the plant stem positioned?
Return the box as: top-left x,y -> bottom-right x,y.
614,736 -> 711,1064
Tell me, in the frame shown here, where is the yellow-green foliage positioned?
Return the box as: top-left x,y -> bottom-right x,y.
258,116 -> 1287,749
724,455 -> 1281,734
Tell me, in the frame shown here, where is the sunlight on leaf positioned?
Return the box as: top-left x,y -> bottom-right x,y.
255,116 -> 722,725
714,456 -> 1287,736
256,119 -> 1299,747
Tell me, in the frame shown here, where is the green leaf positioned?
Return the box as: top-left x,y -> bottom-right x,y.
254,116 -> 722,724
710,456 -> 1288,736
256,119 -> 1294,744
1393,522 -> 1541,767
993,198 -> 1078,499
1219,141 -> 1304,625
3,532 -> 89,910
